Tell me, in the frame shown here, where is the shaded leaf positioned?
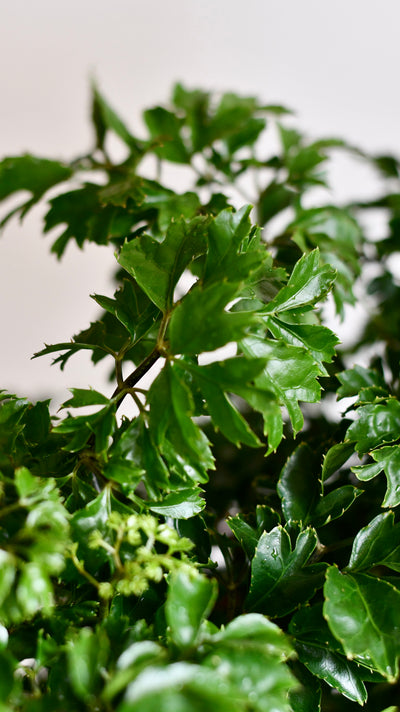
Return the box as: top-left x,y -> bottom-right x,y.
348,511 -> 400,572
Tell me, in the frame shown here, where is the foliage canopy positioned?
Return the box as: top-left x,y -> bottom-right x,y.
1,82 -> 400,711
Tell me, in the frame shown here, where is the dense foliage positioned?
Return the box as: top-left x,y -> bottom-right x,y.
1,83 -> 400,711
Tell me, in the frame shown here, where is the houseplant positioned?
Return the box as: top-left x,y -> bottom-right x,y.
1,83 -> 400,711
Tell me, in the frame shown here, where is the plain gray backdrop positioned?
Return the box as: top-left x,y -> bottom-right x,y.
1,0 -> 399,408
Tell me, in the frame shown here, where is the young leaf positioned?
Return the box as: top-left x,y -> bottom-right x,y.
246,526 -> 327,617
165,570 -> 217,649
324,567 -> 400,681
261,249 -> 336,315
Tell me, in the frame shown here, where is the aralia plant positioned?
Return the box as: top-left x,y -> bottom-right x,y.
1,83 -> 400,711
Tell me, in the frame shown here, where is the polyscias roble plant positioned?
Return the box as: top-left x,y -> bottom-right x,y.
1,82 -> 400,711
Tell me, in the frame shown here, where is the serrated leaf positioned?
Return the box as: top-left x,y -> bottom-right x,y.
241,337 -> 321,435
228,505 -> 280,559
204,205 -> 252,279
246,526 -> 326,617
148,488 -> 205,519
0,155 -> 72,224
346,400 -> 400,455
277,443 -> 320,524
118,218 -> 207,311
324,566 -> 400,680
92,84 -> 143,152
262,249 -> 336,315
148,362 -> 214,475
169,281 -> 256,355
289,604 -> 368,704
348,511 -> 400,572
266,317 -> 339,375
352,444 -> 400,507
166,570 -> 217,649
310,486 -> 362,528
93,279 -> 159,343
321,441 -> 356,486
337,364 -> 387,400
62,388 -> 109,408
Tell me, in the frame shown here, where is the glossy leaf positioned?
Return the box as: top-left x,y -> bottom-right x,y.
266,317 -> 339,375
241,336 -> 321,435
337,365 -> 387,400
348,511 -> 400,572
148,488 -> 205,519
324,566 -> 400,680
228,505 -> 280,558
277,443 -> 320,524
166,570 -> 217,649
93,279 -> 159,343
352,444 -> 400,507
246,526 -> 326,617
321,441 -> 356,486
118,218 -> 207,311
261,249 -> 336,315
346,400 -> 400,455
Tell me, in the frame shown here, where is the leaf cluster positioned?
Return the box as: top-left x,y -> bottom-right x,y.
1,83 -> 400,711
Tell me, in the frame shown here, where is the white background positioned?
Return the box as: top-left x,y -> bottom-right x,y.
1,0 -> 399,408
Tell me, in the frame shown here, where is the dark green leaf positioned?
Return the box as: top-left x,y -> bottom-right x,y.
258,181 -> 295,225
228,505 -> 280,558
348,511 -> 400,572
277,444 -> 320,524
346,400 -> 400,455
62,388 -> 109,408
321,441 -> 356,486
337,365 -> 387,400
92,83 -> 143,151
310,486 -> 362,528
93,279 -> 159,343
144,106 -> 190,163
246,526 -> 326,617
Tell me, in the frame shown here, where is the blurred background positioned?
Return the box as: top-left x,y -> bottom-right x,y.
1,0 -> 400,408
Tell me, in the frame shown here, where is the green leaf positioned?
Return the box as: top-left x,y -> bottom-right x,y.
148,488 -> 205,519
351,445 -> 400,507
266,317 -> 339,375
288,663 -> 321,712
241,337 -> 321,435
0,155 -> 72,224
204,206 -> 251,278
166,570 -> 217,649
92,83 -> 143,151
277,444 -> 320,524
179,357 -> 268,448
148,362 -> 214,475
93,279 -> 159,343
347,511 -> 400,572
321,441 -> 356,486
120,663 -> 241,712
290,604 -> 368,704
67,626 -> 109,701
262,249 -> 336,315
228,505 -> 280,558
144,106 -> 190,163
246,526 -> 326,617
310,486 -> 362,528
62,388 -> 109,408
324,566 -> 400,680
337,365 -> 387,400
258,181 -> 295,225
214,612 -> 294,659
0,650 -> 15,702
346,399 -> 400,455
16,562 -> 53,618
118,218 -> 207,311
169,281 -> 256,355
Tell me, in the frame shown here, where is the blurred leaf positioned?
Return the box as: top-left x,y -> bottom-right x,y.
144,106 -> 190,163
166,570 -> 217,649
92,83 -> 143,152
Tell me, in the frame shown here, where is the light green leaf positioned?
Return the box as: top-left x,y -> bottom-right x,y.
324,566 -> 400,680
169,280 -> 255,355
261,249 -> 336,315
148,488 -> 205,519
166,570 -> 217,649
118,218 -> 207,311
241,337 -> 321,435
246,526 -> 326,617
